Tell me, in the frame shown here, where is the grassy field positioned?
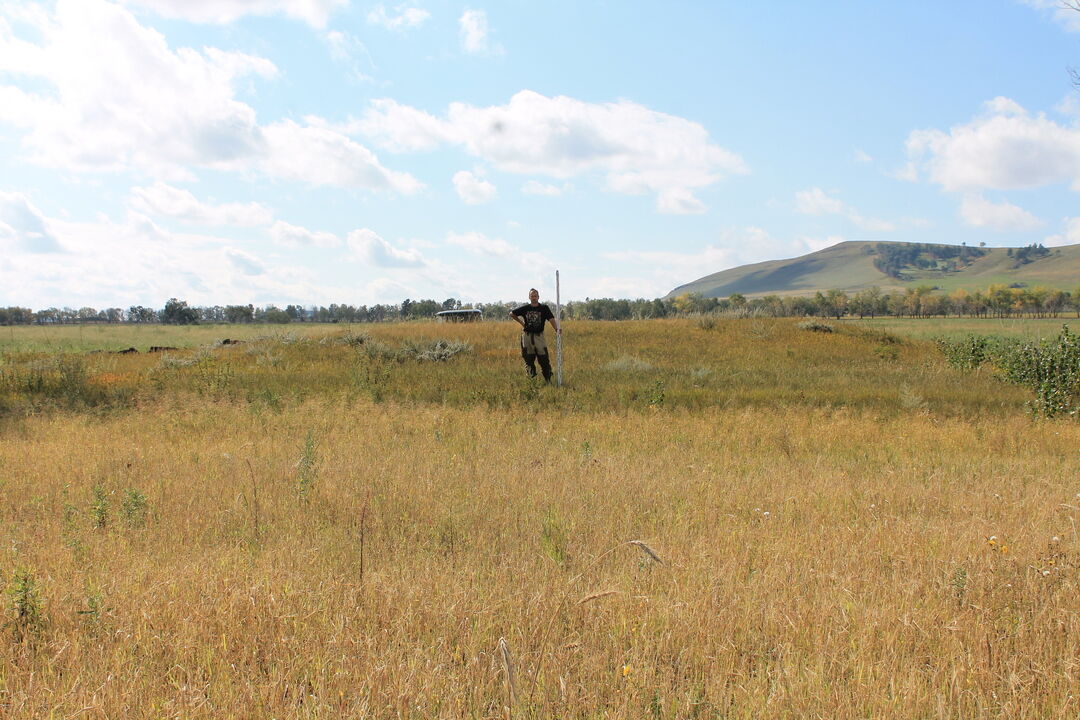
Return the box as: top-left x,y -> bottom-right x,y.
0,321 -> 337,354
842,316 -> 1076,342
1,319 -> 1078,718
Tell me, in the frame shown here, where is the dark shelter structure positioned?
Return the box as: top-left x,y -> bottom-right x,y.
435,309 -> 483,322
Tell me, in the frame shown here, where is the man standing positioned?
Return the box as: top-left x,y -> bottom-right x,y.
509,288 -> 561,382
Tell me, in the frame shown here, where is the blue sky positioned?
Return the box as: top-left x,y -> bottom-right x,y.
2,0 -> 1080,309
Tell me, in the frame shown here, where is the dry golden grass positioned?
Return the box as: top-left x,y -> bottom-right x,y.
1,319 -> 1078,718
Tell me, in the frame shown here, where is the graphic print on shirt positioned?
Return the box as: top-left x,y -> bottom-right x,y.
523,309 -> 544,333
513,303 -> 553,333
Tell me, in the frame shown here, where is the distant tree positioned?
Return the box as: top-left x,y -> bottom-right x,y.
948,289 -> 971,318
851,288 -> 883,318
0,307 -> 34,325
259,306 -> 292,324
224,304 -> 254,323
162,298 -> 199,325
127,305 -> 158,323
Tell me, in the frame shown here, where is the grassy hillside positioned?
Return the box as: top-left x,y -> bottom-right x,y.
668,241 -> 1080,298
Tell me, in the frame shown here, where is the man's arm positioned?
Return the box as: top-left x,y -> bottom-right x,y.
508,309 -> 525,328
546,305 -> 560,333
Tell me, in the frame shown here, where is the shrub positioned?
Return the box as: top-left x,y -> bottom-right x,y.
7,567 -> 45,640
796,320 -> 833,333
994,326 -> 1079,418
938,326 -> 1080,418
401,338 -> 471,362
90,484 -> 110,529
324,330 -> 369,347
120,489 -> 149,528
936,334 -> 992,371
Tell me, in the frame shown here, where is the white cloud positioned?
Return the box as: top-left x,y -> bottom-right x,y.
0,207 -> 335,308
0,0 -> 274,176
269,220 -> 341,248
446,230 -> 513,256
796,235 -> 846,253
600,243 -> 739,298
322,30 -> 375,83
368,4 -> 430,30
794,187 -> 896,231
364,277 -> 416,303
0,191 -> 64,253
1020,0 -> 1080,32
521,180 -> 567,196
224,247 -> 266,275
904,97 -> 1080,192
959,194 -> 1045,231
459,9 -> 499,54
657,188 -> 706,215
359,90 -> 747,213
347,228 -> 426,267
452,170 -> 497,204
606,245 -> 737,276
444,231 -> 554,277
354,99 -> 451,152
1043,217 -> 1080,247
121,0 -> 346,28
259,120 -> 423,192
854,149 -> 873,164
795,187 -> 846,216
0,1 -> 419,192
129,182 -> 273,226
601,228 -> 852,298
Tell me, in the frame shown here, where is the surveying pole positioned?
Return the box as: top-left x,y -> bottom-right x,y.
555,270 -> 563,387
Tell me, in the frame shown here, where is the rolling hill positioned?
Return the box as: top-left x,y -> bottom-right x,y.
666,241 -> 1080,299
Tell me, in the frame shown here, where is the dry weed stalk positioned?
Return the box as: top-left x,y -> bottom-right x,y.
628,539 -> 663,564
244,458 -> 260,546
497,636 -> 516,716
576,590 -> 620,605
358,492 -> 370,586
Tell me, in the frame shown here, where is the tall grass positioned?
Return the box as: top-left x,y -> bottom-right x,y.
0,319 -> 1077,718
0,318 -> 1037,417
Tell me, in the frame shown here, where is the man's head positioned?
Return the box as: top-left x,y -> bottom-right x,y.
528,288 -> 539,304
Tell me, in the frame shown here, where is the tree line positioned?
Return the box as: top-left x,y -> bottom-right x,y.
2,283 -> 1079,326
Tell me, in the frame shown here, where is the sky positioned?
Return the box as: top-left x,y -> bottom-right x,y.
3,0 -> 1080,310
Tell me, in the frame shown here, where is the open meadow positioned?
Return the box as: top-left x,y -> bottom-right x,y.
1,318 -> 1078,718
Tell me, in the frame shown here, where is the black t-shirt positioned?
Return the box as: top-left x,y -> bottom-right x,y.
512,303 -> 555,333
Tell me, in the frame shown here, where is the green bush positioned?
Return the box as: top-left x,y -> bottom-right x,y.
7,567 -> 45,639
939,326 -> 1079,418
796,320 -> 833,333
936,334 -> 992,371
400,338 -> 471,362
994,326 -> 1079,418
